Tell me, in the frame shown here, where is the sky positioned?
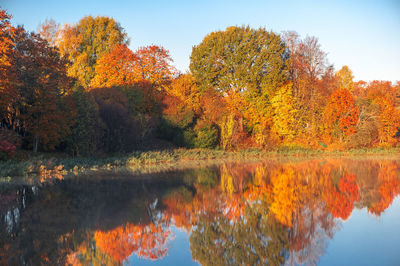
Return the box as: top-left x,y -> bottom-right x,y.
2,0 -> 400,83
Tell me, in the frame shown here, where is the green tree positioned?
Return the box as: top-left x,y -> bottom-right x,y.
190,26 -> 289,98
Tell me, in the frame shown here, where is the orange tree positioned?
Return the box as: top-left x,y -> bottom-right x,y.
366,82 -> 400,146
135,45 -> 175,86
90,44 -> 140,88
324,88 -> 360,143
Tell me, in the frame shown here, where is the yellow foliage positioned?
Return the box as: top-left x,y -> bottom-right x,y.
335,65 -> 354,93
271,83 -> 297,142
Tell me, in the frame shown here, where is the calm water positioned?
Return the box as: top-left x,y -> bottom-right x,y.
1,158 -> 399,265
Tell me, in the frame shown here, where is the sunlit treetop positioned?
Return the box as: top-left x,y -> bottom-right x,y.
335,65 -> 354,92
57,15 -> 128,88
190,26 -> 289,97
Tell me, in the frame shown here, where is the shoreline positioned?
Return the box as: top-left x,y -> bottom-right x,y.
1,147 -> 399,179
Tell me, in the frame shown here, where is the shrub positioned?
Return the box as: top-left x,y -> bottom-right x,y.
183,128 -> 196,148
194,124 -> 219,148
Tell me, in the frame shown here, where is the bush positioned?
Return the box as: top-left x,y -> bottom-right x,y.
194,124 -> 219,148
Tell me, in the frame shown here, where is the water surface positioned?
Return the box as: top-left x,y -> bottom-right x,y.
1,158 -> 399,265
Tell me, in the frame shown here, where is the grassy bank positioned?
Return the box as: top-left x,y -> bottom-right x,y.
0,147 -> 399,179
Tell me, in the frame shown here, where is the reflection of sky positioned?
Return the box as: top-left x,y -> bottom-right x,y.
319,196 -> 400,266
126,226 -> 199,266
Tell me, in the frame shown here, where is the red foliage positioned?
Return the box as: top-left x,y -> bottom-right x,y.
325,89 -> 359,137
339,106 -> 360,135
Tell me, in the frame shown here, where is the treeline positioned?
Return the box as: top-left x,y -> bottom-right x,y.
0,9 -> 399,158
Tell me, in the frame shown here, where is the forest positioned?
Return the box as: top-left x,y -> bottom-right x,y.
1,8 -> 399,159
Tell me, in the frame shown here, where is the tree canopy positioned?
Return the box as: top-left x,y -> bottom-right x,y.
58,16 -> 128,88
190,26 -> 289,98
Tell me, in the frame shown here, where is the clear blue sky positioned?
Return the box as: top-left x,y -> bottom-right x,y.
2,0 -> 399,82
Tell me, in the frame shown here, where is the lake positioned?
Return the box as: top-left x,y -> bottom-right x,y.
1,158 -> 399,265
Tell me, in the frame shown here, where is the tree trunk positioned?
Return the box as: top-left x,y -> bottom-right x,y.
33,135 -> 39,153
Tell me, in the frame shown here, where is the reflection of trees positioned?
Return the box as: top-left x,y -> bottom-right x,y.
1,159 -> 399,265
190,207 -> 289,266
180,160 -> 398,265
94,219 -> 173,262
0,174 -> 184,265
368,162 -> 399,215
66,232 -> 116,266
267,162 -> 338,265
324,173 -> 360,220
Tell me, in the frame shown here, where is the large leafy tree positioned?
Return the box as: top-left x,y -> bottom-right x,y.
14,31 -> 73,152
190,26 -> 289,97
190,26 -> 289,148
57,16 -> 128,88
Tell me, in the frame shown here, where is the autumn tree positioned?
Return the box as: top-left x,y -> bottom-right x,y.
324,88 -> 360,143
270,83 -> 297,142
13,30 -> 73,152
0,9 -> 18,126
335,65 -> 354,92
57,16 -> 128,88
352,81 -> 400,147
135,45 -> 175,86
283,32 -> 329,90
190,26 -> 289,148
90,43 -> 140,88
373,95 -> 399,146
164,73 -> 200,114
282,31 -> 333,145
